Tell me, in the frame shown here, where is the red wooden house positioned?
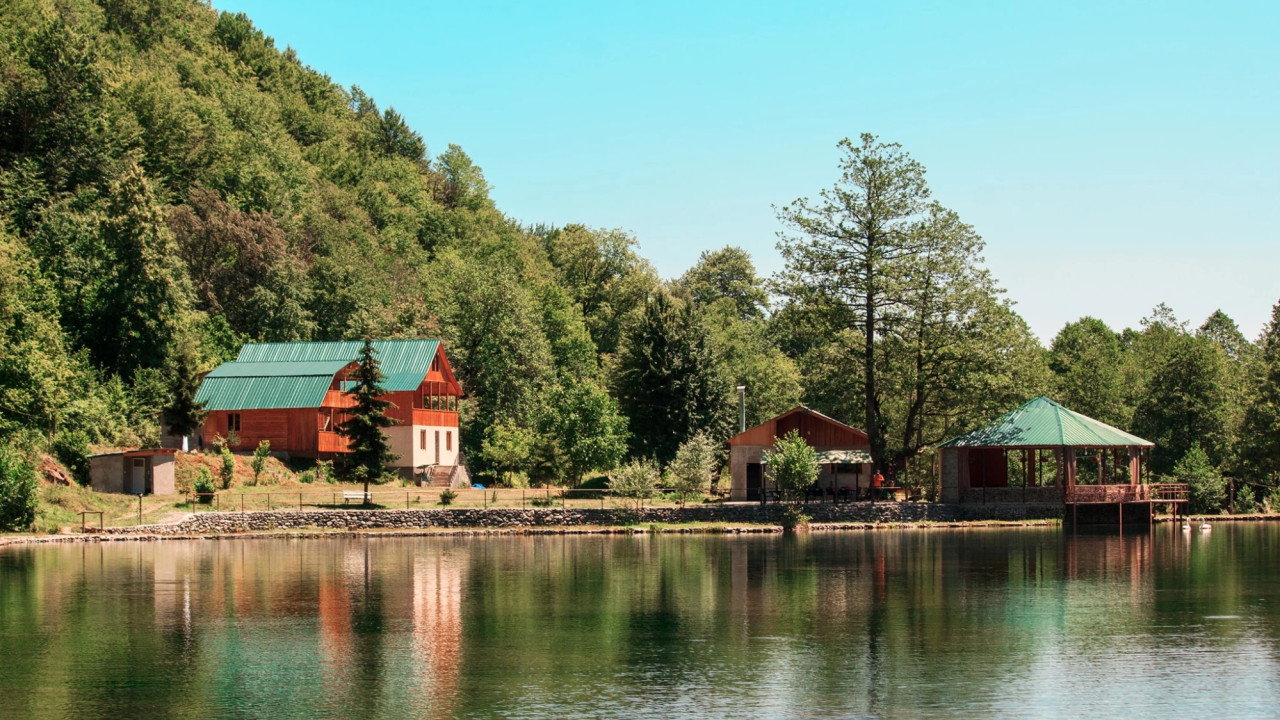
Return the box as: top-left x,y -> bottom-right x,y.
727,406 -> 872,501
195,340 -> 465,481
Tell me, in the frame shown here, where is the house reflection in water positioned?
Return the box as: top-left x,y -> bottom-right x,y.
412,546 -> 465,719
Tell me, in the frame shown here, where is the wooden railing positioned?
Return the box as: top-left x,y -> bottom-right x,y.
1066,483 -> 1188,504
317,431 -> 350,453
412,408 -> 458,427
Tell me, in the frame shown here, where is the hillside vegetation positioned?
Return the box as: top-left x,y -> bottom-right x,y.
3,0 -> 1280,523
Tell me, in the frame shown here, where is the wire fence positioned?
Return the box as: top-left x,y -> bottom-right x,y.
183,487 -> 679,513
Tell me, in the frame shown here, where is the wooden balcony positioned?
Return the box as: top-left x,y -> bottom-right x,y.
323,390 -> 357,408
412,408 -> 458,427
318,431 -> 350,453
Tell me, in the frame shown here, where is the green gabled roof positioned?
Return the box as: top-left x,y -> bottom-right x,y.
938,396 -> 1153,449
235,339 -> 440,392
196,339 -> 444,411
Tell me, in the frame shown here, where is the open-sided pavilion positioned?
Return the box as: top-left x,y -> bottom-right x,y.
938,396 -> 1186,524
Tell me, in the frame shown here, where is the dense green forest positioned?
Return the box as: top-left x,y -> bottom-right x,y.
1,0 -> 1278,517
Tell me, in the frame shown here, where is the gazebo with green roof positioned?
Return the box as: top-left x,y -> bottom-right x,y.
937,397 -> 1180,517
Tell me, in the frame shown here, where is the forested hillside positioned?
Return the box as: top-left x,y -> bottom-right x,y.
1,0 -> 1278,514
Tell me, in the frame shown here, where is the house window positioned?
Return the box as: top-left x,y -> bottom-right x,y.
420,430 -> 426,450
227,413 -> 241,432
446,431 -> 452,452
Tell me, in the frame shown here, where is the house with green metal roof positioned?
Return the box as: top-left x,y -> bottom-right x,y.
195,340 -> 467,485
937,396 -> 1183,523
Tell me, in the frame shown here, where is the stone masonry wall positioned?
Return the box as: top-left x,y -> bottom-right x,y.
103,502 -> 1064,536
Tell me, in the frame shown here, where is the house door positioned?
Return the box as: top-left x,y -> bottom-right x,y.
746,463 -> 763,501
128,458 -> 147,494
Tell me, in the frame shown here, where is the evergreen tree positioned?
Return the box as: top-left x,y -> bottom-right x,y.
161,339 -> 207,451
1241,302 -> 1280,480
93,162 -> 192,375
615,292 -> 731,465
337,340 -> 399,498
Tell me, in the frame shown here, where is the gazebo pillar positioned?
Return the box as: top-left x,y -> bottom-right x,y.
1064,447 -> 1077,494
1128,447 -> 1141,485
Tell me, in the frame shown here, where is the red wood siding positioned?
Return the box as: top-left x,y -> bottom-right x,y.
200,408 -> 319,455
728,407 -> 870,448
968,448 -> 1009,488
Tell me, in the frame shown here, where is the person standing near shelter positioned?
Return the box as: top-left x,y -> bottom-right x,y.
872,470 -> 884,488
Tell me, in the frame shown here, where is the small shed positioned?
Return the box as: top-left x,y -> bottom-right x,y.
89,449 -> 176,495
727,407 -> 871,501
937,396 -> 1156,507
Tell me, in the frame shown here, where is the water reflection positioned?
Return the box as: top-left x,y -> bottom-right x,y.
0,526 -> 1278,718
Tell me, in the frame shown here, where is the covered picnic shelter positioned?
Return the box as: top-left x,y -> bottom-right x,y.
937,397 -> 1183,520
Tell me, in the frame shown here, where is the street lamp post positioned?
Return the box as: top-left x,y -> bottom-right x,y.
736,385 -> 746,433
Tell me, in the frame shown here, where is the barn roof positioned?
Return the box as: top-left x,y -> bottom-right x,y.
195,339 -> 445,411
235,339 -> 440,392
727,406 -> 869,448
937,396 -> 1153,449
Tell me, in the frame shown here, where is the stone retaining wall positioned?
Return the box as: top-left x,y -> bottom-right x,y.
102,502 -> 1064,536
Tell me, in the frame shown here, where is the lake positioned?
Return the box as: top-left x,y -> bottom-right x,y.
1,525 -> 1278,719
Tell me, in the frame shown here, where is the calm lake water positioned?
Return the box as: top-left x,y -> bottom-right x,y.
1,525 -> 1278,719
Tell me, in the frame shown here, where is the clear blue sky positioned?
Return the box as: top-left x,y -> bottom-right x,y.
212,0 -> 1279,344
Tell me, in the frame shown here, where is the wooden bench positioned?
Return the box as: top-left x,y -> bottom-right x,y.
342,491 -> 370,505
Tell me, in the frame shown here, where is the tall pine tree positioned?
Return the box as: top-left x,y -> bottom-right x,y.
338,340 -> 399,499
615,292 -> 730,465
162,339 -> 207,451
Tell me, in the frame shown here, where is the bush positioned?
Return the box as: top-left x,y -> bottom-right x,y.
52,430 -> 92,486
529,494 -> 560,507
1269,485 -> 1280,514
193,468 -> 216,502
666,431 -> 717,504
251,440 -> 271,485
1234,483 -> 1259,514
299,470 -> 316,484
610,459 -> 659,511
219,448 -> 236,489
0,444 -> 39,532
503,471 -> 530,489
439,488 -> 457,505
1175,444 -> 1226,514
316,460 -> 334,484
780,505 -> 810,533
766,430 -> 819,502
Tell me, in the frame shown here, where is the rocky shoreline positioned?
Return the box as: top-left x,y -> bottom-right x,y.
0,502 -> 1072,546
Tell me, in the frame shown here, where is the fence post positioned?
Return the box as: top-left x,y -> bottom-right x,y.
138,494 -> 143,526
299,493 -> 302,510
406,492 -> 410,510
241,494 -> 244,513
522,490 -> 526,509
268,493 -> 272,511
216,493 -> 220,512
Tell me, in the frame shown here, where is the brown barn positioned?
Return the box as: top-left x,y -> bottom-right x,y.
195,340 -> 465,483
727,407 -> 871,501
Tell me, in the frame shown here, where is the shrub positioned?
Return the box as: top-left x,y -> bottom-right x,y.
780,505 -> 810,533
666,431 -> 718,504
52,430 -> 92,486
1269,484 -> 1280,514
766,430 -> 819,502
610,459 -> 659,511
251,440 -> 270,485
439,488 -> 458,505
1234,483 -> 1259,514
193,468 -> 216,502
1175,444 -> 1226,514
0,444 -> 39,532
219,448 -> 236,489
316,460 -> 334,484
299,470 -> 316,484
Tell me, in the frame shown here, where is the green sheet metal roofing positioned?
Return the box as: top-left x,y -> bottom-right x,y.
938,396 -> 1153,449
235,340 -> 440,392
195,340 -> 442,410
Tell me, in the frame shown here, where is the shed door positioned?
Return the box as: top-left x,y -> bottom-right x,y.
746,463 -> 763,501
128,458 -> 147,495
